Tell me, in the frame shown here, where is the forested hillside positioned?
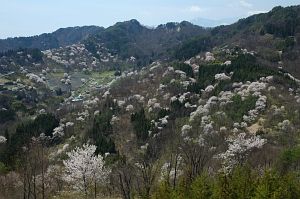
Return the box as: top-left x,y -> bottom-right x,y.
0,4 -> 300,199
0,26 -> 104,52
175,5 -> 300,78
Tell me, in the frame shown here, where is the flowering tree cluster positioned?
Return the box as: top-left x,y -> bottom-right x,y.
63,144 -> 110,197
218,133 -> 266,174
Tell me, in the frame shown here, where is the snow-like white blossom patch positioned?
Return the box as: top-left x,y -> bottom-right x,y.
204,85 -> 215,93
218,133 -> 266,173
205,52 -> 215,62
63,144 -> 110,191
117,100 -> 126,107
26,73 -> 45,84
94,110 -> 100,116
170,96 -> 178,102
159,116 -> 169,125
53,124 -> 65,137
57,144 -> 69,155
224,60 -> 231,65
0,136 -> 7,143
243,95 -> 267,123
190,105 -> 209,122
102,90 -> 110,98
66,122 -> 74,127
219,91 -> 234,106
148,98 -> 158,107
175,70 -> 187,79
181,125 -> 192,136
110,115 -> 119,125
133,94 -> 145,103
278,120 -> 291,131
126,105 -> 134,112
215,73 -> 231,81
220,126 -> 227,133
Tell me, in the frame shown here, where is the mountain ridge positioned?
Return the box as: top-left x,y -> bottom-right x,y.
0,25 -> 104,52
0,5 -> 300,78
1,4 -> 300,199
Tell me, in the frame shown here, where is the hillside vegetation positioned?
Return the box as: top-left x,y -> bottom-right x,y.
0,4 -> 300,199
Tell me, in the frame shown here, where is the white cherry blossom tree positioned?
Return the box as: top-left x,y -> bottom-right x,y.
218,133 -> 266,174
63,144 -> 110,198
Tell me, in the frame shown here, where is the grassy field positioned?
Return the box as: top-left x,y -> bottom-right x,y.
46,71 -> 115,96
74,71 -> 115,96
90,71 -> 115,84
0,77 -> 9,84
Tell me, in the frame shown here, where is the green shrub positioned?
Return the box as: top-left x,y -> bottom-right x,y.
277,146 -> 300,173
253,171 -> 300,199
151,166 -> 300,199
88,109 -> 116,155
174,36 -> 212,60
2,113 -> 59,166
0,109 -> 15,124
0,162 -> 8,174
224,95 -> 258,122
190,174 -> 213,199
131,108 -> 151,142
173,62 -> 194,78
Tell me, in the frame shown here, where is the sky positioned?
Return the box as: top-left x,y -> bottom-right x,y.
0,0 -> 299,39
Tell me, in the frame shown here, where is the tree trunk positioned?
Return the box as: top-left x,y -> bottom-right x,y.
173,154 -> 179,189
27,175 -> 31,199
33,174 -> 36,199
94,181 -> 97,199
83,175 -> 88,199
41,146 -> 45,199
23,173 -> 27,199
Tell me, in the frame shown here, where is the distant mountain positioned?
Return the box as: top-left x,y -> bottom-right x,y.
1,5 -> 300,77
0,26 -> 104,52
191,17 -> 238,27
2,5 -> 300,199
84,19 -> 209,66
0,20 -> 209,66
175,5 -> 300,78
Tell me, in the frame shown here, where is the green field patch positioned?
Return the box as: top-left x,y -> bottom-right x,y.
90,71 -> 115,84
0,77 -> 9,84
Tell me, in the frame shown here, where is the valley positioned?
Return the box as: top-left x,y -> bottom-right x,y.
0,4 -> 300,199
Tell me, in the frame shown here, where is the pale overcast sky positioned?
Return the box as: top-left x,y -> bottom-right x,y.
0,0 -> 299,39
